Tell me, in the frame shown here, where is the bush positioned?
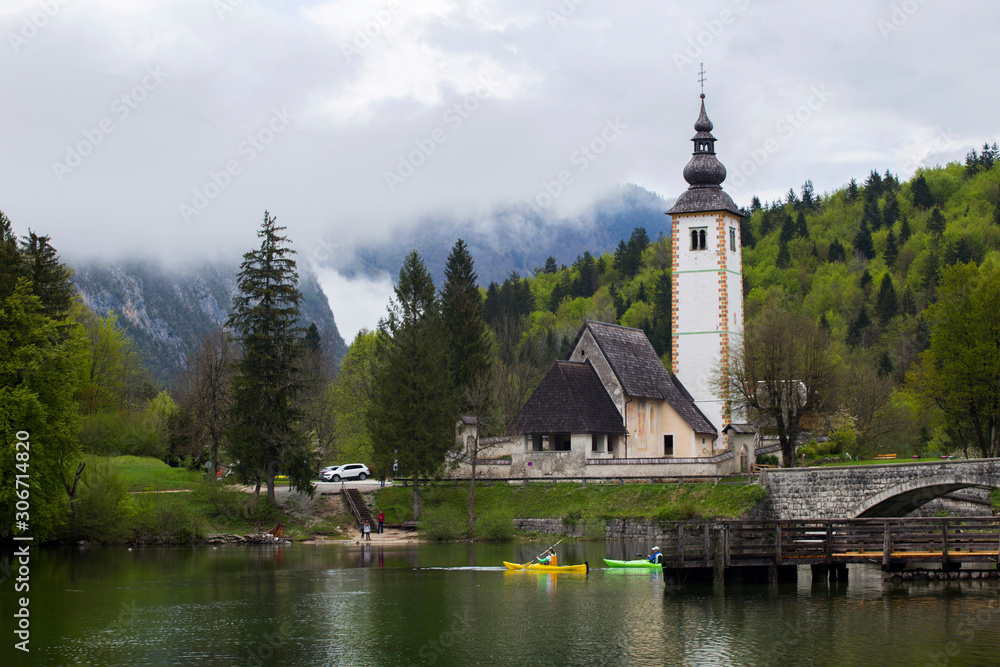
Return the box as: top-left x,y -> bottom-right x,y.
73,462 -> 131,542
756,454 -> 780,467
655,498 -> 699,521
477,507 -> 515,542
419,505 -> 464,541
78,410 -> 167,459
129,495 -> 196,544
799,440 -> 841,460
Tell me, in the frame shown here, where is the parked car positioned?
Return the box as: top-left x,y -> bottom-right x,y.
319,463 -> 370,482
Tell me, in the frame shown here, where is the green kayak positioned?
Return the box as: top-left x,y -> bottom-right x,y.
603,558 -> 662,569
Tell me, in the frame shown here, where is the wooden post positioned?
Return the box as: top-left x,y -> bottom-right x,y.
942,519 -> 949,569
825,522 -> 833,565
774,522 -> 782,565
677,525 -> 685,568
882,521 -> 891,571
702,525 -> 711,568
712,526 -> 725,589
724,524 -> 731,567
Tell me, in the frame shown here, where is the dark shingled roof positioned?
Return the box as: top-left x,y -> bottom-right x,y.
667,186 -> 742,216
723,423 -> 756,434
507,361 -> 625,435
569,321 -> 717,434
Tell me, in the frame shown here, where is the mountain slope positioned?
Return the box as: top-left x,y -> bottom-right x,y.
71,260 -> 346,384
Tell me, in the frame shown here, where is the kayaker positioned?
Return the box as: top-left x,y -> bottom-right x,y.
537,547 -> 557,566
648,546 -> 662,564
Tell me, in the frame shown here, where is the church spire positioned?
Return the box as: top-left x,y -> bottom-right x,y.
666,84 -> 740,216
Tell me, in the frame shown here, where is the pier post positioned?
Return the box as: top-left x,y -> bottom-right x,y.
712,526 -> 725,589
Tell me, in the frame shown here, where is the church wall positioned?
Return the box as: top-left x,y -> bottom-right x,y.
624,397 -> 697,458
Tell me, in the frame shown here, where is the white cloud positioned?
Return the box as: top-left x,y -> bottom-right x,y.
313,266 -> 395,341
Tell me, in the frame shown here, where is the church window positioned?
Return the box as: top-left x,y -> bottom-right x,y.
664,435 -> 674,457
729,227 -> 736,251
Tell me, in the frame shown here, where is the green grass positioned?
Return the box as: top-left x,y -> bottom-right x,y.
374,481 -> 768,525
84,454 -> 204,491
76,455 -> 354,543
813,456 -> 947,467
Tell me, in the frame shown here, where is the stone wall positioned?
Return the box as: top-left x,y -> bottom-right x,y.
760,459 -> 1000,519
514,517 -> 691,542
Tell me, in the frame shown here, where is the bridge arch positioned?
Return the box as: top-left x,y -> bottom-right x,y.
852,473 -> 998,518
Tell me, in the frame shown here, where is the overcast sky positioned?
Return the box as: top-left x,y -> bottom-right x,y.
2,0 -> 998,339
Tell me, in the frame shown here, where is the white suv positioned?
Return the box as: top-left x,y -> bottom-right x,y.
319,463 -> 370,482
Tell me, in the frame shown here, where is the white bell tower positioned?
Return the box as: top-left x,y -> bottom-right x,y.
667,87 -> 744,431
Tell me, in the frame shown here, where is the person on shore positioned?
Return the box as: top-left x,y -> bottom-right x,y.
648,546 -> 662,564
537,547 -> 556,566
363,522 -> 371,541
377,511 -> 385,534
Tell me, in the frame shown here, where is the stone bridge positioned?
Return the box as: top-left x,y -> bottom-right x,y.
759,459 -> 1000,519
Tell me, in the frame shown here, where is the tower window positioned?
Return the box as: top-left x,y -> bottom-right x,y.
729,227 -> 736,251
691,228 -> 707,251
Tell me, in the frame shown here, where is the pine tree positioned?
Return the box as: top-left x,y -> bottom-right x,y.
369,250 -> 458,520
227,211 -> 310,504
795,211 -> 808,237
750,196 -> 762,212
483,281 -> 499,324
847,307 -> 871,347
899,216 -> 912,243
779,214 -> 795,244
883,227 -> 898,268
800,180 -> 816,210
876,274 -> 899,324
20,231 -> 75,320
864,170 -> 883,198
854,220 -> 875,260
993,205 -> 1000,227
543,256 -> 558,274
0,211 -> 24,300
740,215 -> 755,248
776,240 -> 791,269
928,207 -> 946,235
845,178 -> 859,203
877,351 -> 894,378
882,194 -> 899,228
911,173 -> 933,208
863,199 -> 882,231
901,286 -> 916,316
440,239 -> 491,406
636,281 -> 647,303
575,251 -> 598,297
827,239 -> 846,263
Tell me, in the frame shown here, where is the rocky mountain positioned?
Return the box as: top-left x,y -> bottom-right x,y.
342,183 -> 677,285
71,260 -> 346,385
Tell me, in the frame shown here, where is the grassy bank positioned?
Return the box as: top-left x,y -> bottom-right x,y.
373,481 -> 768,538
65,456 -> 354,545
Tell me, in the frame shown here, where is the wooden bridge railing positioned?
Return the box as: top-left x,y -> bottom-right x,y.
655,517 -> 1000,569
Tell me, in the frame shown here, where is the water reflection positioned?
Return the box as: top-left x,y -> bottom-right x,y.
4,543 -> 998,666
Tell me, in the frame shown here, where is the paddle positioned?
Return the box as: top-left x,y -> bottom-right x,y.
527,537 -> 564,566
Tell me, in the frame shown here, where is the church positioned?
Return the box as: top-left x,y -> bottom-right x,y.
457,91 -> 760,480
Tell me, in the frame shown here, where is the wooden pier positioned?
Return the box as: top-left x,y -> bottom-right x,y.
655,517 -> 1000,586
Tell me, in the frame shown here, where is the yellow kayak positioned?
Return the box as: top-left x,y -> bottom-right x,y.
503,561 -> 588,573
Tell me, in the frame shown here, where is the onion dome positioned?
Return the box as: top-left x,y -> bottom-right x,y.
667,94 -> 741,216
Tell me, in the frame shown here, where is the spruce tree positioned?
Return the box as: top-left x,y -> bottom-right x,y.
876,274 -> 899,324
0,212 -> 24,300
795,211 -> 808,237
369,251 -> 459,519
882,194 -> 899,228
779,214 -> 795,244
847,307 -> 871,347
883,228 -> 898,268
854,220 -> 875,260
928,207 -> 946,235
899,216 -> 912,243
911,173 -> 933,208
440,239 -> 491,406
827,239 -> 846,263
776,240 -> 791,269
543,256 -> 558,274
21,231 -> 74,319
845,178 -> 859,203
227,211 -> 310,504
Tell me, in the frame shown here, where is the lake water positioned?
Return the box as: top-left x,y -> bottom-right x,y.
4,541 -> 999,666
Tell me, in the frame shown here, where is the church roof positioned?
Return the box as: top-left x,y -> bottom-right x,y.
507,360 -> 626,435
569,321 -> 717,434
666,94 -> 742,217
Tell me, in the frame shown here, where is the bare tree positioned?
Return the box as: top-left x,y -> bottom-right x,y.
176,328 -> 236,480
721,302 -> 839,466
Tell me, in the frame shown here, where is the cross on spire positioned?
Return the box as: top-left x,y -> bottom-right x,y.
698,63 -> 706,98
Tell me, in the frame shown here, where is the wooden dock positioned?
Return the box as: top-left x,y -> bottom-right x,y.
654,517 -> 1000,586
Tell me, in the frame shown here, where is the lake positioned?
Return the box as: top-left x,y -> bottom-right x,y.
3,541 -> 998,666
